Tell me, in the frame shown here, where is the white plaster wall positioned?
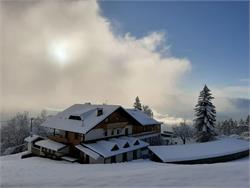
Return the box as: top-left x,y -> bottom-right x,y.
141,148 -> 149,156
123,125 -> 132,135
127,151 -> 133,161
85,129 -> 104,141
137,150 -> 141,159
90,157 -> 104,164
105,157 -> 111,164
28,143 -> 32,152
116,154 -> 123,163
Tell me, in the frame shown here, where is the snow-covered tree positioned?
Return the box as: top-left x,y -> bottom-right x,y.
246,115 -> 250,126
172,122 -> 194,144
142,105 -> 153,118
133,96 -> 142,110
0,112 -> 30,155
194,85 -> 216,142
32,110 -> 50,136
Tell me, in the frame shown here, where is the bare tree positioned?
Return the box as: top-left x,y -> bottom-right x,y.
32,110 -> 50,136
0,112 -> 30,155
172,122 -> 194,144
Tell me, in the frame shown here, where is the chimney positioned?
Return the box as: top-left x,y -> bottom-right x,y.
97,108 -> 103,116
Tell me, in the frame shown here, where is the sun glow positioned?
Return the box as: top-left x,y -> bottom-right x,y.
49,41 -> 70,65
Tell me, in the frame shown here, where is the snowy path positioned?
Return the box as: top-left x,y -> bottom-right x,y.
1,153 -> 249,188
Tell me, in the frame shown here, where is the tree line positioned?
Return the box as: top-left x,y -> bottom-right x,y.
0,111 -> 50,155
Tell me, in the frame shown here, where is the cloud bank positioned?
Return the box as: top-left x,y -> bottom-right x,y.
1,1 -> 248,123
1,1 -> 191,115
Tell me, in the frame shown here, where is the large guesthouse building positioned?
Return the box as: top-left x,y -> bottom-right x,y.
25,103 -> 161,164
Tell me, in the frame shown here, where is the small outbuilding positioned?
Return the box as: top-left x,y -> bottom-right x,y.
149,138 -> 249,164
75,136 -> 149,164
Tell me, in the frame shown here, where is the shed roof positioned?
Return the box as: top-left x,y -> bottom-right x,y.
24,135 -> 41,143
75,145 -> 100,160
148,138 -> 250,163
35,139 -> 67,151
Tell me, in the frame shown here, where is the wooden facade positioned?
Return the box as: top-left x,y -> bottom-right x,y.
48,107 -> 161,146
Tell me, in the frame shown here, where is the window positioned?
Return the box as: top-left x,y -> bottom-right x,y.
65,131 -> 69,139
125,128 -> 129,135
134,140 -> 140,145
122,153 -> 127,162
111,156 -> 116,163
123,142 -> 130,148
133,150 -> 137,160
111,130 -> 114,135
68,115 -> 81,120
111,145 -> 119,151
117,129 -> 120,134
85,155 -> 89,164
97,108 -> 103,116
74,133 -> 78,139
104,131 -> 107,136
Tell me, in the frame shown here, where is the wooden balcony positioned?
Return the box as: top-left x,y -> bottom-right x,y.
48,135 -> 69,144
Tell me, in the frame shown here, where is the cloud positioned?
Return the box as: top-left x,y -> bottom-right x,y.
240,78 -> 250,83
1,0 -> 191,113
153,109 -> 192,126
213,86 -> 249,99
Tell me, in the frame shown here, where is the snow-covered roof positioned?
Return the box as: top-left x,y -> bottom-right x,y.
41,104 -> 121,134
24,135 -> 41,143
109,138 -> 130,148
35,139 -> 67,151
149,138 -> 250,163
75,145 -> 100,160
83,137 -> 149,158
125,109 -> 161,125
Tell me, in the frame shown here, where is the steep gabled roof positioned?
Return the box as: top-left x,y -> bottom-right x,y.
41,104 -> 120,134
125,109 -> 161,125
41,104 -> 161,134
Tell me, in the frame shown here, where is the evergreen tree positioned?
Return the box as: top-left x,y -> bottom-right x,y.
142,105 -> 153,118
133,96 -> 142,110
194,85 -> 216,142
246,115 -> 250,126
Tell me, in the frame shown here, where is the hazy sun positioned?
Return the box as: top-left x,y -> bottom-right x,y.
48,40 -> 70,65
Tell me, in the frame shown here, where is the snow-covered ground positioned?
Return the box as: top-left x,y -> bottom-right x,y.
1,153 -> 249,188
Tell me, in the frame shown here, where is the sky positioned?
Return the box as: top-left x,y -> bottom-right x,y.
1,0 -> 249,124
99,1 -> 249,89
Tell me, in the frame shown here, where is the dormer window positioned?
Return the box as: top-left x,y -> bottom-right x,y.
69,115 -> 81,120
111,145 -> 119,151
97,108 -> 103,116
134,140 -> 140,145
123,142 -> 130,148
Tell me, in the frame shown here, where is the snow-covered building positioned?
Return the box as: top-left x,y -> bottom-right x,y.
161,131 -> 178,145
25,103 -> 161,163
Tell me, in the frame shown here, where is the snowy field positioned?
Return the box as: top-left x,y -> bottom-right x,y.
1,153 -> 249,188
